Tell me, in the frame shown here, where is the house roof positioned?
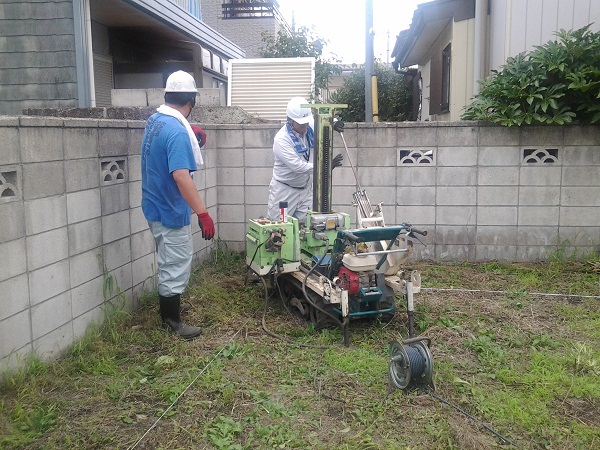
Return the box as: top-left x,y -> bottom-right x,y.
91,0 -> 245,59
391,0 -> 475,69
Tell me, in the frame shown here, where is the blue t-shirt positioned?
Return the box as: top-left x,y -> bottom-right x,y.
141,113 -> 197,228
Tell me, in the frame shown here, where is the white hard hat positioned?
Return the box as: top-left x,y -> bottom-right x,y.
165,70 -> 197,92
286,97 -> 313,124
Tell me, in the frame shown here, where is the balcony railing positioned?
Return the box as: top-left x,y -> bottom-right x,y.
223,1 -> 277,19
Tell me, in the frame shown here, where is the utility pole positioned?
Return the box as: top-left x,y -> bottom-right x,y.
365,0 -> 374,122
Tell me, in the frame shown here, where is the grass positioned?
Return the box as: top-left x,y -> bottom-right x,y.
0,247 -> 599,449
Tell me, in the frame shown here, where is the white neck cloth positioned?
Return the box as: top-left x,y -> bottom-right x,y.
156,104 -> 203,167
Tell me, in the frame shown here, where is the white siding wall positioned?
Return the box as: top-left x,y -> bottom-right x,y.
228,58 -> 315,122
488,0 -> 600,72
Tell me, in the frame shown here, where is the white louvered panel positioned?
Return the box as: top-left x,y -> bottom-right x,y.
228,58 -> 315,122
93,54 -> 113,107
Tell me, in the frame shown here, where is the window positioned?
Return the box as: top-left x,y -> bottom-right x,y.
441,44 -> 451,113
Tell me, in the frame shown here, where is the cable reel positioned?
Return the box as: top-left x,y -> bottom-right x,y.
388,337 -> 434,391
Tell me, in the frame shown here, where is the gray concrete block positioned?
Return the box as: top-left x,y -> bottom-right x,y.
101,183 -> 130,215
521,126 -> 563,146
478,186 -> 518,206
564,126 -> 600,146
436,186 -> 476,206
68,217 -> 102,256
67,188 -> 101,224
218,185 -> 245,205
562,166 -> 600,186
332,166 -> 359,186
436,147 -> 477,167
218,204 -> 243,223
559,206 -> 600,227
217,222 -> 246,243
517,226 -> 559,246
131,230 -> 154,261
477,206 -> 517,226
515,245 -> 557,262
243,127 -> 278,149
243,148 -> 271,167
20,126 -> 64,162
479,125 -> 520,146
397,167 -> 436,187
0,310 -> 31,361
23,195 -> 67,235
476,245 -> 517,261
32,321 -> 74,362
69,248 -> 103,289
436,206 -> 476,225
101,210 -> 131,244
63,127 -> 98,159
397,186 -> 436,205
358,147 -> 397,167
437,167 -> 477,186
561,187 -> 600,206
72,306 -> 104,341
128,155 -> 141,182
478,166 -> 519,186
128,180 -> 142,209
128,128 -> 143,156
478,147 -> 520,165
434,225 -> 477,245
146,88 -> 164,107
217,167 -> 246,186
26,227 -> 68,271
71,275 -> 104,317
98,128 -> 130,157
22,161 -> 65,200
519,166 -> 562,186
103,237 -> 132,272
0,126 -> 20,164
215,128 -> 244,149
558,226 -> 600,248
563,146 -> 600,165
518,206 -> 559,226
246,204 -> 267,220
31,291 -> 72,341
332,185 -> 357,207
476,226 -> 517,245
65,158 -> 100,192
111,89 -> 148,107
357,124 -> 397,148
396,205 -> 435,225
435,244 -> 476,261
518,186 -> 559,206
0,201 -> 24,242
359,167 -> 396,187
437,124 -> 478,146
0,274 -> 29,321
132,253 -> 155,289
0,238 -> 27,283
397,123 -> 437,146
198,88 -> 221,107
107,262 -> 133,299
28,259 -> 69,306
130,207 -> 149,234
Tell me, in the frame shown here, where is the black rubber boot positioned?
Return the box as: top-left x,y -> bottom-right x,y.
159,294 -> 201,340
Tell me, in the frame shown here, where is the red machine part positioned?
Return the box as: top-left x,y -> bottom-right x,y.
338,266 -> 360,295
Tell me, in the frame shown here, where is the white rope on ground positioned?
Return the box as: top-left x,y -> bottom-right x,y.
422,287 -> 600,299
128,321 -> 249,450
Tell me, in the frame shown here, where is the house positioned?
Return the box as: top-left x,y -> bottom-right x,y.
391,0 -> 600,121
0,0 -> 247,115
201,0 -> 291,59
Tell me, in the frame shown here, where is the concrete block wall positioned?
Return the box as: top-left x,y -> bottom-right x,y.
218,122 -> 600,263
1,117 -> 599,376
0,116 -> 216,375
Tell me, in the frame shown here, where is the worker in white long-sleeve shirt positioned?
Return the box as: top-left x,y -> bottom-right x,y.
266,97 -> 342,223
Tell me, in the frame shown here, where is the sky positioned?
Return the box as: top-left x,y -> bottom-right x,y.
276,0 -> 425,64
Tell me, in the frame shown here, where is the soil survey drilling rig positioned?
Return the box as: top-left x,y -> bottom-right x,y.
245,104 -> 434,391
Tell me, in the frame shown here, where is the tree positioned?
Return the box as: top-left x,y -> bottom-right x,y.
330,62 -> 412,122
462,25 -> 600,126
260,27 -> 341,99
